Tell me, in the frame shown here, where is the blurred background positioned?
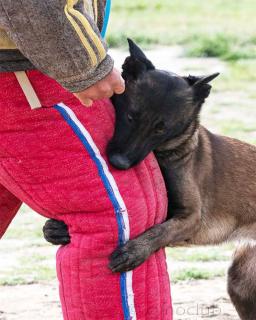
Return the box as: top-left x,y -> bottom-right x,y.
1,1 -> 256,319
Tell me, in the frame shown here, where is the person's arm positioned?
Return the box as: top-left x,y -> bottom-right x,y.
0,0 -> 120,96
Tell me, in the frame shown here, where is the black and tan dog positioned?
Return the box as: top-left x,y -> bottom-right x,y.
44,40 -> 256,320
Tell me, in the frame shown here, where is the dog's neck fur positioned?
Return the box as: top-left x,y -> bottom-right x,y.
155,120 -> 199,167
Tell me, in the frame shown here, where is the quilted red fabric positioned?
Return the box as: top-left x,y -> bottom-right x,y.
0,71 -> 172,319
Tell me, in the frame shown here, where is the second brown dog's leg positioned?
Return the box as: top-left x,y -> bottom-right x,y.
228,244 -> 256,320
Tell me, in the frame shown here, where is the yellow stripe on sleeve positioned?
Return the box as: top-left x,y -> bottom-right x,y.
66,0 -> 106,62
68,8 -> 106,61
64,4 -> 98,66
93,0 -> 98,23
67,0 -> 79,6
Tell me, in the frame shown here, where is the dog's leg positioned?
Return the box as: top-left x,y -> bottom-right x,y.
109,209 -> 200,272
228,244 -> 256,320
109,171 -> 202,273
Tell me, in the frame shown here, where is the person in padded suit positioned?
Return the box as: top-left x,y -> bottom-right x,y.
0,1 -> 172,319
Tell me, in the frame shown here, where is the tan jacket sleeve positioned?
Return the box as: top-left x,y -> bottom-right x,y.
0,0 -> 114,92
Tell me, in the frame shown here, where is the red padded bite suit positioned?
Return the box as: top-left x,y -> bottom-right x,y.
0,71 -> 172,320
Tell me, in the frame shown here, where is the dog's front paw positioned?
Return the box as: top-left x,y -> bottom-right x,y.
43,219 -> 70,245
109,240 -> 151,273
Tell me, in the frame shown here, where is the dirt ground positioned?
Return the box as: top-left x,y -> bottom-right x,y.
172,278 -> 239,320
0,278 -> 239,320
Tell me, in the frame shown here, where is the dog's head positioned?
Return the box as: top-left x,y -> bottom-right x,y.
108,39 -> 219,169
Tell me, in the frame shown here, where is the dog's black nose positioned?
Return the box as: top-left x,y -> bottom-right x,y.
108,153 -> 131,170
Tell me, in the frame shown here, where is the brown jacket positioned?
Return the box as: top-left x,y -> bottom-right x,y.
0,0 -> 113,92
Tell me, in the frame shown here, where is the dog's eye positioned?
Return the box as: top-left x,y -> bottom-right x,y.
154,122 -> 165,135
127,114 -> 133,123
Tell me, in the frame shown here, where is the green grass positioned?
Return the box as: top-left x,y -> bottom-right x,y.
108,0 -> 256,60
0,265 -> 56,286
187,34 -> 256,61
167,247 -> 230,262
172,268 -> 225,283
216,60 -> 256,91
0,207 -> 56,286
167,246 -> 231,283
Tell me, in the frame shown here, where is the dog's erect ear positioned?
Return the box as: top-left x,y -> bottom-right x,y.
128,38 -> 149,60
185,73 -> 219,104
122,39 -> 155,81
